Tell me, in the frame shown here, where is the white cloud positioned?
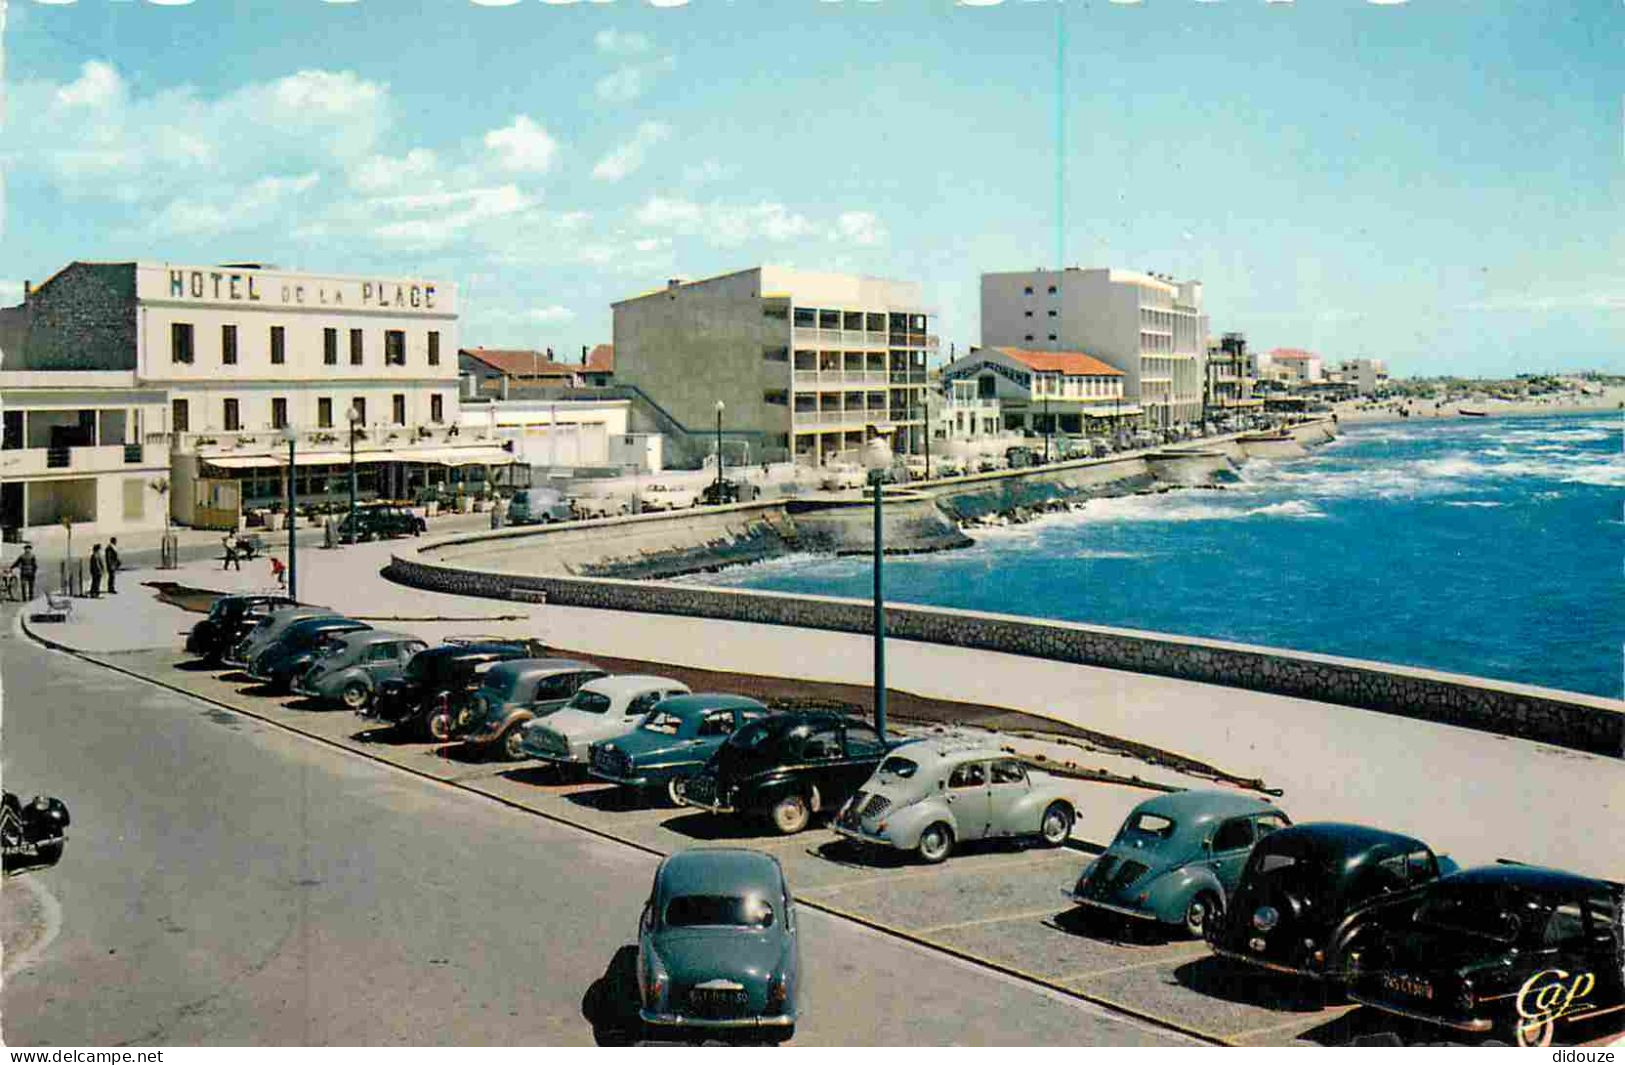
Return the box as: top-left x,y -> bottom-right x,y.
834,210 -> 886,246
54,61 -> 124,109
633,237 -> 669,253
0,281 -> 26,307
591,121 -> 670,182
484,115 -> 559,174
526,305 -> 576,323
145,173 -> 321,237
636,197 -> 826,247
636,196 -> 705,228
594,29 -> 652,55
371,184 -> 534,248
596,55 -> 675,103
349,148 -> 439,194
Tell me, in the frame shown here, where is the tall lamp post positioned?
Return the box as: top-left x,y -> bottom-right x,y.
714,400 -> 726,495
347,403 -> 363,544
861,426 -> 895,740
280,423 -> 299,602
1043,389 -> 1052,463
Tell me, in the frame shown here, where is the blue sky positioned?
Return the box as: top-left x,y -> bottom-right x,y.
3,0 -> 1620,377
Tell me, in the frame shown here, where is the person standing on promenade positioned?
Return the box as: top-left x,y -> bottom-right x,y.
105,537 -> 121,595
222,535 -> 240,571
88,544 -> 104,598
7,544 -> 38,601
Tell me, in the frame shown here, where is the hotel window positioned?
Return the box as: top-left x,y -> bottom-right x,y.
172,398 -> 190,433
385,330 -> 406,366
324,328 -> 338,366
223,398 -> 241,431
1024,311 -> 1033,318
350,329 -> 364,366
222,325 -> 238,365
270,326 -> 286,365
271,397 -> 288,430
428,331 -> 441,366
1047,285 -> 1057,294
1024,334 -> 1034,342
352,397 -> 366,424
430,394 -> 444,424
172,322 -> 195,364
793,307 -> 816,327
1048,334 -> 1057,341
392,394 -> 406,426
1047,310 -> 1057,317
1023,286 -> 1033,295
318,397 -> 333,428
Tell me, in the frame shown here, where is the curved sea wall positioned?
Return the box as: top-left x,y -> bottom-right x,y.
384,550 -> 1624,757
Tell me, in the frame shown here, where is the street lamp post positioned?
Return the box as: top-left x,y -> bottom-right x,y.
714,400 -> 726,496
861,427 -> 895,740
280,423 -> 299,601
347,403 -> 362,544
1043,390 -> 1052,463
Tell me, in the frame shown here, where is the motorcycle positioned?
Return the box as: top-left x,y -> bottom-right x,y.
2,791 -> 70,873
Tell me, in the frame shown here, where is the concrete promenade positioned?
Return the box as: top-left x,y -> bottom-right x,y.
23,532 -> 1623,884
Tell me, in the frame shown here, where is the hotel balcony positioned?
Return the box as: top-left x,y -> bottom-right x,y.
791,368 -> 891,388
792,409 -> 892,430
0,442 -> 167,478
791,327 -> 891,352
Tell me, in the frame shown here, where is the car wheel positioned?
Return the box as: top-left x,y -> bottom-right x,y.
33,841 -> 64,865
770,793 -> 811,835
1039,802 -> 1073,846
917,822 -> 954,864
425,707 -> 456,742
502,727 -> 528,762
340,681 -> 370,711
1184,891 -> 1222,939
665,778 -> 685,807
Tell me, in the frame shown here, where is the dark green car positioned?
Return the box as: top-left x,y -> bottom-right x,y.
588,694 -> 769,805
638,848 -> 799,1040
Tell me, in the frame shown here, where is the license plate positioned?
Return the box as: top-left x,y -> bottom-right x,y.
1249,937 -> 1268,952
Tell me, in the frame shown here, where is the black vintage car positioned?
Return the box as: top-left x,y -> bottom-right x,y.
2,790 -> 70,873
338,504 -> 427,543
366,642 -> 534,739
246,615 -> 371,692
185,593 -> 298,662
1207,822 -> 1457,980
1346,864 -> 1624,1046
676,711 -> 896,835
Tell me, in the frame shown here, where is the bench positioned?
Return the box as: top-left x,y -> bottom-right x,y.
36,591 -> 73,623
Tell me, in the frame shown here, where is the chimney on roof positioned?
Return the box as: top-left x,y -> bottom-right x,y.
22,280 -> 31,302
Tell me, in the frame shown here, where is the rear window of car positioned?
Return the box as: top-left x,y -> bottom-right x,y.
642,710 -> 685,735
665,894 -> 774,929
567,689 -> 613,714
1124,813 -> 1176,840
878,756 -> 918,780
1415,888 -> 1521,943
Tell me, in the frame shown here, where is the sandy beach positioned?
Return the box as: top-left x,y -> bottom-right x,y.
1331,384 -> 1625,425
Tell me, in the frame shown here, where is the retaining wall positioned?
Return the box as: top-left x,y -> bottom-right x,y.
384,552 -> 1625,757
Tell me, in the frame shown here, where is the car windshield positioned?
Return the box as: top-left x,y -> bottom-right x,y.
1121,813 -> 1176,841
1415,889 -> 1522,943
728,719 -> 778,750
878,756 -> 919,780
642,710 -> 685,735
664,894 -> 775,929
566,689 -> 613,714
479,670 -> 525,701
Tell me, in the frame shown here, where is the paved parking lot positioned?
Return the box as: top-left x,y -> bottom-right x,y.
59,644 -> 1513,1046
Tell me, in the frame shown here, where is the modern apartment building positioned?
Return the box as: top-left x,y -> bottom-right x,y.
612,267 -> 935,467
1204,332 -> 1263,416
981,268 -> 1209,428
2,261 -> 511,530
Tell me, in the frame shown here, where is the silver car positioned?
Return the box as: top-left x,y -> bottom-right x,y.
222,606 -> 336,669
292,630 -> 429,710
833,737 -> 1076,864
518,675 -> 690,766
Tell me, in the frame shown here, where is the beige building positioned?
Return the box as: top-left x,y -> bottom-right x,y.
612,267 -> 935,467
941,346 -> 1130,436
981,267 -> 1208,428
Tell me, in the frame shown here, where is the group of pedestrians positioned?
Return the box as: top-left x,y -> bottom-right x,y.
4,538 -> 121,600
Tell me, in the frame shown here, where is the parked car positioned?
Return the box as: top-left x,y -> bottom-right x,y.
637,848 -> 799,1041
700,479 -> 758,506
454,658 -> 608,759
518,675 -> 691,768
829,737 -> 1075,862
1005,445 -> 1040,469
589,694 -> 771,805
2,790 -> 70,873
185,593 -> 297,662
246,616 -> 372,692
639,484 -> 701,512
1345,864 -> 1625,1047
818,466 -> 866,491
1207,822 -> 1458,980
1064,790 -> 1290,937
365,642 -> 536,740
571,496 -> 631,520
337,503 -> 427,543
223,606 -> 339,669
507,488 -> 573,526
676,711 -> 897,836
292,630 -> 429,710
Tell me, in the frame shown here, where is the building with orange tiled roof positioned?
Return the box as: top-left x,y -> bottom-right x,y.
941,344 -> 1132,444
1258,347 -> 1323,384
458,346 -> 611,396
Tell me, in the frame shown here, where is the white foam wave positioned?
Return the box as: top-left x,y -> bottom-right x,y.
1247,500 -> 1326,518
1443,500 -> 1504,508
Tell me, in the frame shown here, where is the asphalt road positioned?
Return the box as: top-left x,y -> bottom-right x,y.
0,615 -> 1189,1046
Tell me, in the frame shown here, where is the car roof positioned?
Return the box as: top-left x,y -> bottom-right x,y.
744,709 -> 862,731
286,615 -> 364,630
579,674 -> 686,695
889,735 -> 1011,766
420,642 -> 523,660
658,848 -> 783,899
338,629 -> 418,646
1442,864 -> 1623,895
1129,789 -> 1283,826
655,693 -> 767,714
485,658 -> 598,680
1258,821 -> 1426,857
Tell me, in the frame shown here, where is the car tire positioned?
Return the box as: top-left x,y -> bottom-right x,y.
1039,802 -> 1073,846
502,727 -> 528,762
917,822 -> 954,864
340,681 -> 371,711
33,841 -> 63,865
1184,891 -> 1222,939
425,707 -> 456,742
770,793 -> 811,836
665,778 -> 685,808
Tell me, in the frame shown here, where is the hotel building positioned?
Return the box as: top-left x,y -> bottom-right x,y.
612,267 -> 935,467
941,346 -> 1128,436
981,268 -> 1209,428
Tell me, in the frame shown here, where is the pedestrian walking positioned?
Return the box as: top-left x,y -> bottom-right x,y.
270,556 -> 286,588
88,544 -> 105,598
222,535 -> 241,571
7,544 -> 38,601
105,537 -> 121,594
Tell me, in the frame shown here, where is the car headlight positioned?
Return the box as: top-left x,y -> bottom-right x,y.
1252,905 -> 1280,932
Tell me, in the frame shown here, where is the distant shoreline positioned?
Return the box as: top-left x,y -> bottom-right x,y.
1331,386 -> 1625,426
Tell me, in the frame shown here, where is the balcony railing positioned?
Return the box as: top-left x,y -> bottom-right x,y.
791,328 -> 890,351
793,410 -> 893,428
124,444 -> 143,464
792,369 -> 890,387
46,447 -> 71,469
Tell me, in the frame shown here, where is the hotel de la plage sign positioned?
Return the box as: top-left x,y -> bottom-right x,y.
139,264 -> 453,315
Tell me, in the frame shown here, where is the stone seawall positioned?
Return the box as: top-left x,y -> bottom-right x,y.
384,552 -> 1624,757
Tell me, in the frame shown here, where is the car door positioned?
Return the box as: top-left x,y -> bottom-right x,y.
838,723 -> 887,802
799,723 -> 845,803
1207,816 -> 1256,889
945,761 -> 991,842
985,759 -> 1030,838
362,641 -> 398,682
1580,890 -> 1624,1019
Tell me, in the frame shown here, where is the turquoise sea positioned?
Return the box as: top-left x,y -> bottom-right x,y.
689,412 -> 1625,699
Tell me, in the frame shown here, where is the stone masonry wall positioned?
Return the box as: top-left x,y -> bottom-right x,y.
15,263 -> 138,371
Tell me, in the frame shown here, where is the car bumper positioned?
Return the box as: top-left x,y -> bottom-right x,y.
589,768 -> 651,788
521,743 -> 584,764
1209,944 -> 1332,980
832,823 -> 896,848
639,1010 -> 794,1029
1062,891 -> 1160,921
677,793 -> 735,814
1346,994 -> 1493,1033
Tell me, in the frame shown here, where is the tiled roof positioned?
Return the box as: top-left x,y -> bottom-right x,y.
459,348 -> 580,377
1267,348 -> 1317,361
990,347 -> 1123,377
586,344 -> 614,371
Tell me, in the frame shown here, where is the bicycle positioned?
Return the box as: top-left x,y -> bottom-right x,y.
0,571 -> 18,602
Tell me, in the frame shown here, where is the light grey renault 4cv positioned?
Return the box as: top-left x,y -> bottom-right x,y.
518,675 -> 690,768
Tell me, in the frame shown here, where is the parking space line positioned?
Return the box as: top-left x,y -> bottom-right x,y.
1056,947 -> 1210,983
913,904 -> 1070,936
812,849 -> 1077,895
1221,1006 -> 1355,1045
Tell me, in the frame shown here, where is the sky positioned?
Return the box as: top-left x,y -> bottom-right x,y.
1,0 -> 1620,378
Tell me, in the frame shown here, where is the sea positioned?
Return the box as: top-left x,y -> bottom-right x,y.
686,412 -> 1625,700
